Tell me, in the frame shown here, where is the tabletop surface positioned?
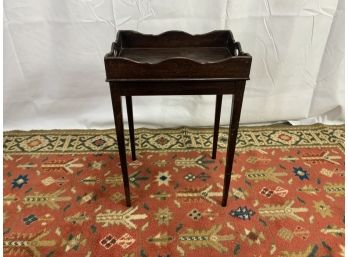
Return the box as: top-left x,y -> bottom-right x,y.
118,47 -> 233,64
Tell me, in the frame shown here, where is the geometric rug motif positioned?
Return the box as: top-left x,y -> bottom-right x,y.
3,124 -> 344,256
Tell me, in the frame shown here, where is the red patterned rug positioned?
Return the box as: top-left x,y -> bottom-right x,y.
3,125 -> 345,257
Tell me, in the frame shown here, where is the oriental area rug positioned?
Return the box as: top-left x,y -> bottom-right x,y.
3,124 -> 345,257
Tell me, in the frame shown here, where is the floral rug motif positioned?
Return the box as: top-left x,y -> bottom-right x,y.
3,125 -> 345,257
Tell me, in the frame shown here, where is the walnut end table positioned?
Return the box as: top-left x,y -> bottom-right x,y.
104,30 -> 252,207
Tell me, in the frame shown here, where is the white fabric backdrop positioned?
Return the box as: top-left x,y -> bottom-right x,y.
4,0 -> 344,130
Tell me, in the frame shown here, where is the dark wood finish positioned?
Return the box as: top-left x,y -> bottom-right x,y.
115,80 -> 246,96
105,56 -> 251,80
222,82 -> 245,206
126,96 -> 136,161
105,31 -> 251,80
110,88 -> 131,207
119,47 -> 233,63
212,94 -> 222,159
105,30 -> 252,207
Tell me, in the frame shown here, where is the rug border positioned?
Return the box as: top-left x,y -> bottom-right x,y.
4,124 -> 344,154
3,123 -> 344,135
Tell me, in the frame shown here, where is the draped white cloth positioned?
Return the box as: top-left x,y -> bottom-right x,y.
4,0 -> 344,130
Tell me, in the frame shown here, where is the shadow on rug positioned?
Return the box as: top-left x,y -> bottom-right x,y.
3,124 -> 345,257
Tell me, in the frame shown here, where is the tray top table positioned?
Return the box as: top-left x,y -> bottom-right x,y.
104,30 -> 252,207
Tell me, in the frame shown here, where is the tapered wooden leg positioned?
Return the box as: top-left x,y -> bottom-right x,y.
110,88 -> 131,207
126,96 -> 136,161
212,94 -> 222,159
222,86 -> 245,207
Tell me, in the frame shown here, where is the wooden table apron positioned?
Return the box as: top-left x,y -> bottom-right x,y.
108,79 -> 246,207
